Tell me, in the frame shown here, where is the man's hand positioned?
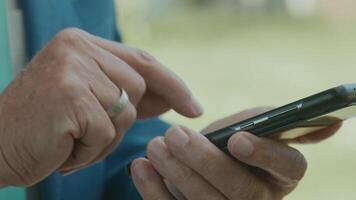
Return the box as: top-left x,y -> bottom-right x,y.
131,107 -> 341,199
0,28 -> 203,187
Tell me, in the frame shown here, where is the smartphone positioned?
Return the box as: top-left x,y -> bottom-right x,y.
126,84 -> 356,175
206,84 -> 356,149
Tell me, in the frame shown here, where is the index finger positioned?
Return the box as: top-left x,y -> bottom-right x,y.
83,32 -> 203,118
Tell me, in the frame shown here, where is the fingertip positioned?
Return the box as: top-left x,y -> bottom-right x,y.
131,157 -> 174,199
228,132 -> 255,158
131,158 -> 142,171
190,98 -> 204,117
172,93 -> 204,118
176,100 -> 204,118
131,158 -> 151,182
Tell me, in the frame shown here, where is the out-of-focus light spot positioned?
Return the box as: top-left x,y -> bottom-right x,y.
285,0 -> 316,19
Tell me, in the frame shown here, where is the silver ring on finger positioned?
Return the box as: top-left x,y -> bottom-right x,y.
107,88 -> 129,118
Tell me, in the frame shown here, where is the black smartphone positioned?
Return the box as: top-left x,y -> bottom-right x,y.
206,84 -> 356,149
126,84 -> 356,175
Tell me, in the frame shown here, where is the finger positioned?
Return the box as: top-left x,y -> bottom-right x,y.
147,137 -> 227,200
202,106 -> 273,134
71,56 -> 137,167
285,122 -> 342,144
59,91 -> 116,171
228,132 -> 307,186
131,158 -> 175,200
94,54 -> 146,107
164,180 -> 187,200
136,92 -> 170,119
82,32 -> 203,118
164,127 -> 270,200
77,33 -> 147,106
87,100 -> 136,165
59,103 -> 135,173
83,45 -> 141,164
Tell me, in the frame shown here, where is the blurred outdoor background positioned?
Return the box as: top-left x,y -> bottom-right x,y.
116,0 -> 356,199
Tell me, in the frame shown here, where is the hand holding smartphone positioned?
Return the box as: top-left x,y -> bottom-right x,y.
127,84 -> 356,175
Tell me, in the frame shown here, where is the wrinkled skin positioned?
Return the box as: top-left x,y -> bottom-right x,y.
0,28 -> 203,187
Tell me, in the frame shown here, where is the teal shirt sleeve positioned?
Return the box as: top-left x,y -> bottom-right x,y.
0,0 -> 26,199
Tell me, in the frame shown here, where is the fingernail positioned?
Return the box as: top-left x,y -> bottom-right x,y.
60,168 -> 80,176
232,134 -> 254,157
149,137 -> 170,162
59,163 -> 88,176
191,97 -> 204,116
132,162 -> 148,180
166,127 -> 189,148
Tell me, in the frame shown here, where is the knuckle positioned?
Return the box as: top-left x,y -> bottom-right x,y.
56,28 -> 84,43
52,54 -> 79,76
53,73 -> 73,91
198,147 -> 220,173
50,28 -> 87,55
39,37 -> 80,68
59,52 -> 79,66
53,73 -> 83,101
133,48 -> 157,65
128,76 -> 146,101
42,34 -> 81,69
199,150 -> 212,167
99,127 -> 116,146
177,165 -> 194,182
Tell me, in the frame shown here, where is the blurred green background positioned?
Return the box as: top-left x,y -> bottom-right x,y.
116,0 -> 356,199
